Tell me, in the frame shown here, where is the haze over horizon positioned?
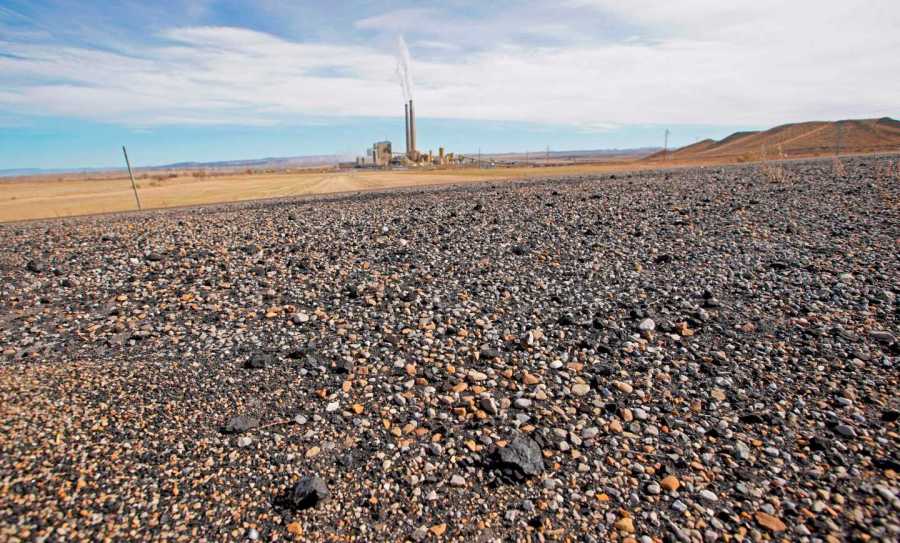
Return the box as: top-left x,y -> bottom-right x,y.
1,0 -> 898,169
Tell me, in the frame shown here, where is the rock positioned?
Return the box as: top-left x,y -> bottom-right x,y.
480,347 -> 503,360
571,383 -> 590,396
558,313 -> 576,326
734,440 -> 752,460
145,252 -> 164,262
285,476 -> 330,510
495,436 -> 545,480
754,511 -> 786,533
638,318 -> 655,332
835,424 -> 857,438
614,517 -> 635,533
223,415 -> 259,434
244,353 -> 272,369
237,436 -> 252,447
514,398 -> 532,409
660,475 -> 680,492
870,330 -> 896,344
25,260 -> 47,273
614,381 -> 634,394
698,489 -> 718,502
450,474 -> 466,487
479,397 -> 499,415
332,358 -> 354,374
645,483 -> 661,495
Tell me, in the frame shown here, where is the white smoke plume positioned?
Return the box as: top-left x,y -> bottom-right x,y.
395,34 -> 413,101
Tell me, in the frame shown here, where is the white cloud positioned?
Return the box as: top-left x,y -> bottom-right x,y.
1,1 -> 898,129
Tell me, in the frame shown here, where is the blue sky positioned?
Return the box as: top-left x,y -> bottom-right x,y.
1,0 -> 898,169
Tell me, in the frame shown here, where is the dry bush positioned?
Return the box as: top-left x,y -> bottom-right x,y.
875,159 -> 900,182
192,170 -> 207,178
759,144 -> 789,183
832,156 -> 847,177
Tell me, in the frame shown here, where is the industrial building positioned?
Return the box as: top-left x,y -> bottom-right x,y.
355,99 -> 468,168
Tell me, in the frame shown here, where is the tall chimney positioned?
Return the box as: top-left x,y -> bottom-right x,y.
409,99 -> 416,157
404,103 -> 410,156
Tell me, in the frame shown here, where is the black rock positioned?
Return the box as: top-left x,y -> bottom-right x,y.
654,254 -> 673,264
881,410 -> 899,423
873,458 -> 900,472
808,436 -> 830,451
26,260 -> 47,273
511,245 -> 528,256
558,314 -> 576,326
481,347 -> 503,360
285,475 -> 330,510
494,436 -> 544,481
222,415 -> 259,434
739,413 -> 767,425
245,353 -> 272,369
332,359 -> 354,374
145,252 -> 164,262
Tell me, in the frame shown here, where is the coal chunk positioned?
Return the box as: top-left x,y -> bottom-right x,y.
285,475 -> 330,510
494,436 -> 545,481
222,415 -> 259,434
245,353 -> 272,369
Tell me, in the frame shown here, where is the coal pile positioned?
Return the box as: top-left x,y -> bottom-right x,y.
0,155 -> 898,541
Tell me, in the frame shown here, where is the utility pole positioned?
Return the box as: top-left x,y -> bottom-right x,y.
122,146 -> 142,210
664,129 -> 670,160
546,145 -> 550,163
478,147 -> 482,169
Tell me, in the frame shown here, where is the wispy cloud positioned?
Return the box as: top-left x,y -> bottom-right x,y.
0,1 -> 897,129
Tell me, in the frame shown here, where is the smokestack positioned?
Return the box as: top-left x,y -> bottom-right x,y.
409,99 -> 416,156
404,103 -> 410,156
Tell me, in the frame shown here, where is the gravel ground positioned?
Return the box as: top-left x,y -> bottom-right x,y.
1,155 -> 898,542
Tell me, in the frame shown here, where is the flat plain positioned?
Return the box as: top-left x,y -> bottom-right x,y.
0,161 -> 679,222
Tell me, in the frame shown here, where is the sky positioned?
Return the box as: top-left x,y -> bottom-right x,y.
1,0 -> 898,170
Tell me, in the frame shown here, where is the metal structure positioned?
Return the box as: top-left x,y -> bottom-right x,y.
407,99 -> 417,159
372,141 -> 392,166
122,146 -> 142,210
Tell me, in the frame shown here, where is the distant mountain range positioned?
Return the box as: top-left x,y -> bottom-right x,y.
648,117 -> 900,160
0,149 -> 655,177
0,154 -> 353,178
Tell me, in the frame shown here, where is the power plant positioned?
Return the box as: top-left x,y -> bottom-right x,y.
356,99 -> 466,168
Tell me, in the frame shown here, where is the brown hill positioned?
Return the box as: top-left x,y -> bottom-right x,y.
653,117 -> 900,161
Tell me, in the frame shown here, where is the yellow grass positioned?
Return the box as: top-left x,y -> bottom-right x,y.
0,152 -> 842,223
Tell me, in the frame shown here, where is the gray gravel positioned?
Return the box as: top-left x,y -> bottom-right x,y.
1,155 -> 898,542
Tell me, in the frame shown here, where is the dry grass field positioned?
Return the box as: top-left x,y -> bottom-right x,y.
0,160 -> 700,222
2,138 -> 897,222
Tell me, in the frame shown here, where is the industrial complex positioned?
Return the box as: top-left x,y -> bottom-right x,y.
357,100 -> 466,168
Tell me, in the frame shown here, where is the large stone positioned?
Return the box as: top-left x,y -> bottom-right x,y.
495,436 -> 545,480
223,415 -> 259,434
286,475 -> 330,510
